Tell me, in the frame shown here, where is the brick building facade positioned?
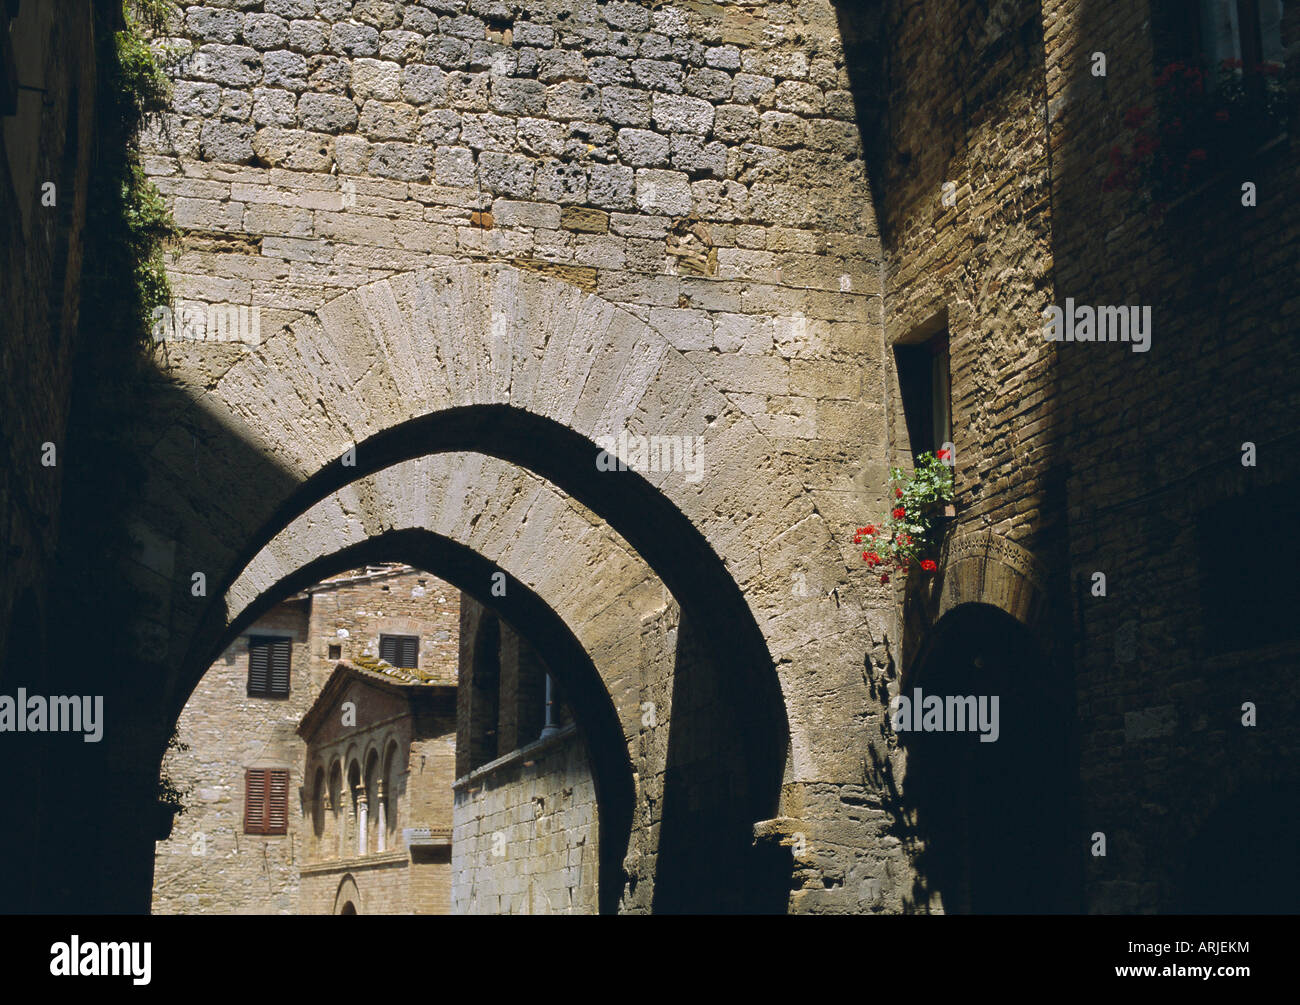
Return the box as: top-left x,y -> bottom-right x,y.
298,656 -> 457,914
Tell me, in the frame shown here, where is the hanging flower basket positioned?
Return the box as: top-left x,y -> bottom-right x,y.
855,449 -> 955,585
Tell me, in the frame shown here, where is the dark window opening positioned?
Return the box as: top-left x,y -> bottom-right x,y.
379,633 -> 419,668
895,331 -> 952,462
327,644 -> 342,660
1155,0 -> 1285,79
248,635 -> 291,697
244,768 -> 289,835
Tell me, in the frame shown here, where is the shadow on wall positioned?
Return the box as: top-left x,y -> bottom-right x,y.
868,602 -> 1071,914
653,612 -> 791,914
1177,778 -> 1300,914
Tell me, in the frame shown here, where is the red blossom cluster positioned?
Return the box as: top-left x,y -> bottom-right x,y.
1104,58 -> 1285,209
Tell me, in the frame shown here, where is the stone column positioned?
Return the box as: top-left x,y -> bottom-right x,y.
357,788 -> 368,857
376,782 -> 386,853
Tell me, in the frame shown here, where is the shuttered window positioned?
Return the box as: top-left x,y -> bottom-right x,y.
379,633 -> 419,668
244,768 -> 290,835
248,635 -> 291,697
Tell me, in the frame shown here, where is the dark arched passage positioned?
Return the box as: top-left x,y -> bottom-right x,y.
900,602 -> 1070,913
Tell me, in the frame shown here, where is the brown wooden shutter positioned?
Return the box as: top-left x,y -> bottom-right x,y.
248,636 -> 291,696
247,638 -> 270,696
267,769 -> 289,835
244,768 -> 290,835
244,769 -> 267,833
380,634 -> 419,668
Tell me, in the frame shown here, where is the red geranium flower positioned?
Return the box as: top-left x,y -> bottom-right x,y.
892,507 -> 905,519
879,573 -> 890,585
921,559 -> 937,572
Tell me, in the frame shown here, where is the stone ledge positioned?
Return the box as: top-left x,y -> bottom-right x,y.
299,849 -> 409,876
452,723 -> 579,792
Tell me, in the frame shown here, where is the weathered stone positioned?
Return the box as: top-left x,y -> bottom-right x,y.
435,146 -> 477,187
330,21 -> 379,56
534,161 -> 587,204
368,141 -> 431,180
490,77 -> 546,117
651,93 -> 714,135
252,127 -> 334,171
352,58 -> 401,100
193,44 -> 261,87
587,162 -> 635,210
253,87 -> 298,127
243,13 -> 289,49
560,206 -> 609,234
359,100 -> 418,140
546,81 -> 602,121
635,168 -> 692,215
297,91 -> 358,132
262,49 -> 309,89
477,152 -> 535,198
201,120 -> 255,162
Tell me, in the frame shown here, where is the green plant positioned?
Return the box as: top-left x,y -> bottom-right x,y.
158,726 -> 190,816
856,449 -> 954,584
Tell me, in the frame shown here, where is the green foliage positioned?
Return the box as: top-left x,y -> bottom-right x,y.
856,451 -> 955,582
158,726 -> 190,815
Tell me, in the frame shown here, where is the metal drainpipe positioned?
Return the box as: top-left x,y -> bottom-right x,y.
539,674 -> 559,739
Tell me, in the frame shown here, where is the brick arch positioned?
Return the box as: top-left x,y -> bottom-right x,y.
332,875 -> 361,916
935,529 -> 1050,635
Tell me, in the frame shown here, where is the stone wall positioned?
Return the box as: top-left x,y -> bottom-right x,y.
305,565 -> 461,694
124,0 -> 895,916
152,599 -> 313,914
876,0 -> 1300,912
0,0 -> 98,914
452,725 -> 599,914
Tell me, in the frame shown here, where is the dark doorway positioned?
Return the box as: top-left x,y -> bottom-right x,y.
902,603 -> 1069,913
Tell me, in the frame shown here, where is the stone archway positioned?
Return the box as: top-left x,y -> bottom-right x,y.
189,452 -> 778,913
893,530 -> 1070,913
119,261 -> 890,913
333,875 -> 361,916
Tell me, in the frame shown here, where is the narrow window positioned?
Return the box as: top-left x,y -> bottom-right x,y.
248,635 -> 291,697
895,330 -> 953,462
379,633 -> 419,668
244,768 -> 290,835
327,644 -> 342,660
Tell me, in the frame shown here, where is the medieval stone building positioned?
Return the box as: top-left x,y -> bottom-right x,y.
151,563 -> 460,913
1,0 -> 1296,916
298,654 -> 458,914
